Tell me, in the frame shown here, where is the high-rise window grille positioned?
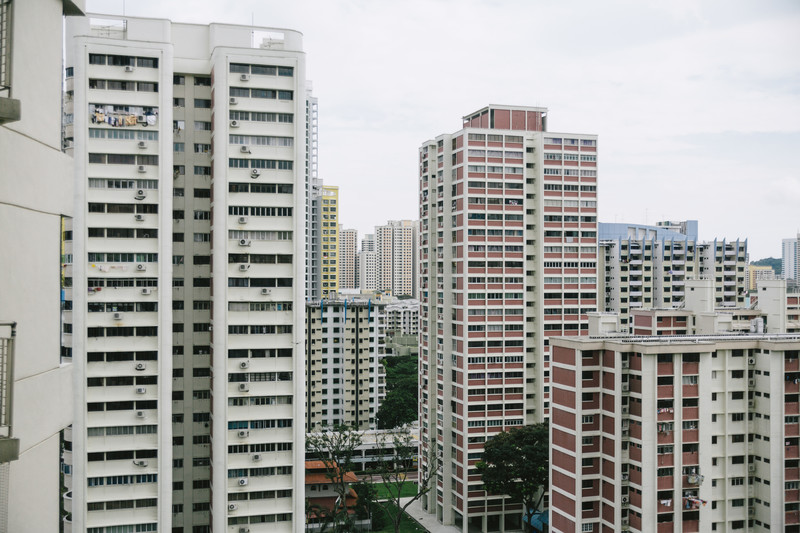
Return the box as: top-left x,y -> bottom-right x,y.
0,0 -> 11,96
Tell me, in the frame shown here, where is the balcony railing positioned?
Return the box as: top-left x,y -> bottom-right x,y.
0,322 -> 19,463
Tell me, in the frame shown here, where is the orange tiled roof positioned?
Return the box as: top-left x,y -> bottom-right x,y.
305,471 -> 358,485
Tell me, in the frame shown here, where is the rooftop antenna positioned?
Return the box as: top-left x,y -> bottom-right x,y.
122,0 -> 125,16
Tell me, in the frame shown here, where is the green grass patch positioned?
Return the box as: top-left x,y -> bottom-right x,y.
370,505 -> 427,533
373,481 -> 419,500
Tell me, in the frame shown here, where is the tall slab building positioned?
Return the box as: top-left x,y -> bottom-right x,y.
63,14 -> 307,533
418,105 -> 598,530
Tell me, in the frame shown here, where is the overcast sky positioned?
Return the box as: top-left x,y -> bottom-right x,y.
86,0 -> 800,260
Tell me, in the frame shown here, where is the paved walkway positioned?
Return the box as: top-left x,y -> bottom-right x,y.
399,497 -> 462,533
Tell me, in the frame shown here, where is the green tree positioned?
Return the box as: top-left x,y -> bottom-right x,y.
476,422 -> 549,530
376,355 -> 418,429
370,431 -> 438,533
306,425 -> 364,532
351,480 -> 384,530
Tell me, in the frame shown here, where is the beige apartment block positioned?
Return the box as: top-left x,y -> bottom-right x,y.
305,297 -> 386,432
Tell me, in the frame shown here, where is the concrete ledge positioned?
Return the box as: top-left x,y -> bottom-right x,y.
0,437 -> 20,463
0,97 -> 21,125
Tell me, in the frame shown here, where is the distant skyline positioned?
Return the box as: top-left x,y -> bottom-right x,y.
86,0 -> 800,259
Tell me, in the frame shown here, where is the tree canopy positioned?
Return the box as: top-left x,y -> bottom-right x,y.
751,257 -> 781,276
476,422 -> 549,526
376,355 -> 418,429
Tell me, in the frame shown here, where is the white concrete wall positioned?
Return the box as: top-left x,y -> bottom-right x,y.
0,1 -> 79,531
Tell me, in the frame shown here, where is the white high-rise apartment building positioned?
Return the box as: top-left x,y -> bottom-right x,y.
783,234 -> 799,282
339,227 -> 358,290
375,220 -> 417,297
362,233 -> 375,252
418,105 -> 598,531
358,250 -> 377,291
305,91 -> 320,301
0,1 -> 82,531
64,14 -> 306,533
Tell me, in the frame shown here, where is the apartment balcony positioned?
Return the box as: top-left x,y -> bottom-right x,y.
786,445 -> 800,459
0,322 -> 20,463
63,491 -> 72,514
656,521 -> 674,533
682,520 -> 700,533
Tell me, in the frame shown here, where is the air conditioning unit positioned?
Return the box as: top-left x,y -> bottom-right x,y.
251,453 -> 262,462
238,478 -> 248,486
621,473 -> 629,481
135,189 -> 147,199
137,115 -> 146,123
621,360 -> 630,368
229,97 -> 238,105
260,288 -> 271,295
240,145 -> 252,154
240,73 -> 250,81
239,264 -> 250,272
113,312 -> 123,320
134,214 -> 145,221
621,383 -> 630,392
125,65 -> 135,72
133,459 -> 148,467
230,120 -> 240,128
748,378 -> 756,388
748,399 -> 755,409
237,216 -> 248,224
748,464 -> 756,473
239,360 -> 249,369
238,383 -> 249,392
136,387 -> 146,394
138,141 -> 147,149
135,410 -> 145,418
748,506 -> 755,517
238,239 -> 251,247
250,169 -> 260,178
237,429 -> 249,438
137,165 -> 146,173
135,363 -> 146,371
239,527 -> 250,533
621,405 -> 629,415
228,503 -> 238,511
748,358 -> 756,365
621,496 -> 629,506
136,263 -> 146,271
141,288 -> 152,295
